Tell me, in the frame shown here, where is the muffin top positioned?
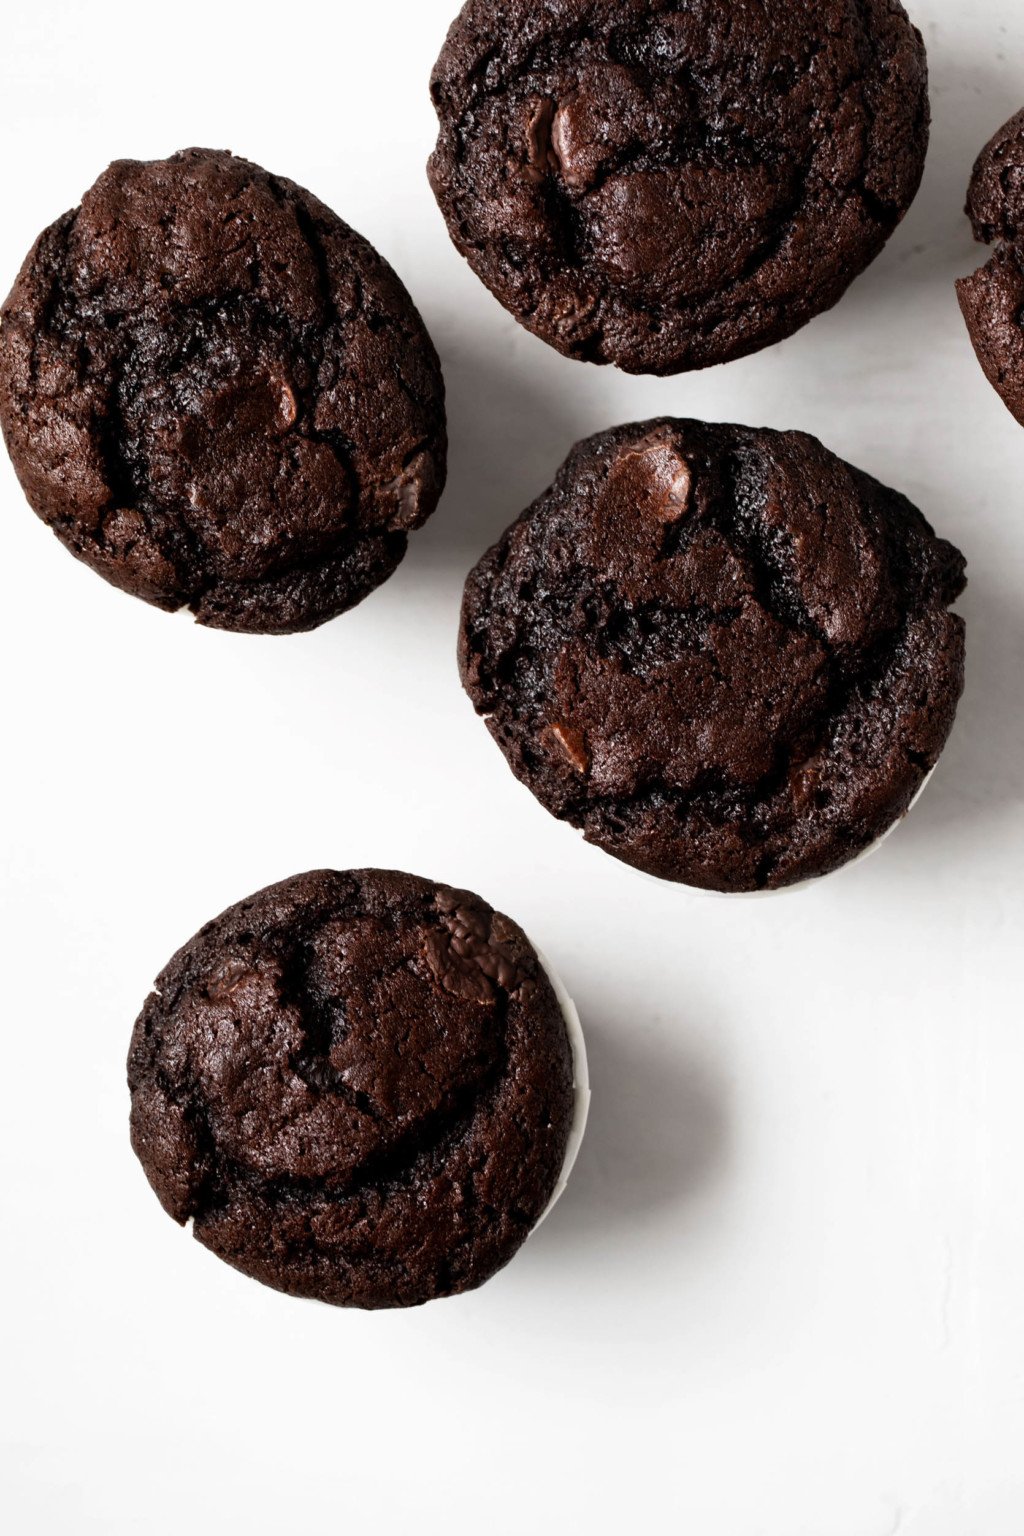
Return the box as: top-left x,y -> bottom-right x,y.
460,419 -> 966,892
964,107 -> 1024,245
428,0 -> 929,374
128,869 -> 574,1309
0,149 -> 446,632
957,108 -> 1024,427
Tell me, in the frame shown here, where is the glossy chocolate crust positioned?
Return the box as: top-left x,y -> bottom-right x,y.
128,870 -> 574,1308
0,149 -> 447,632
428,0 -> 929,374
460,420 -> 966,892
957,108 -> 1024,427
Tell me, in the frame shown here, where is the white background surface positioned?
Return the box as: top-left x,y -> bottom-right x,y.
2,2 -> 1023,1531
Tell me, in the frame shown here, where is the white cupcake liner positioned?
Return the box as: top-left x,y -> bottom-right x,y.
628,765 -> 936,901
529,943 -> 590,1230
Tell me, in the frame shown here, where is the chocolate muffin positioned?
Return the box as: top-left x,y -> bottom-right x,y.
428,0 -> 929,375
128,870 -> 576,1308
957,108 -> 1024,427
0,149 -> 447,633
459,420 -> 966,893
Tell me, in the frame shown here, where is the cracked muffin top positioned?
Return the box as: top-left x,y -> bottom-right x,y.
428,0 -> 930,375
128,869 -> 575,1309
956,108 -> 1024,428
0,149 -> 447,632
459,419 -> 966,892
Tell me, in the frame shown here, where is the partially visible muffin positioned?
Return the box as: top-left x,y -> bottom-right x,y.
0,149 -> 447,632
957,109 -> 1024,426
428,0 -> 929,374
459,419 -> 966,893
128,870 -> 576,1308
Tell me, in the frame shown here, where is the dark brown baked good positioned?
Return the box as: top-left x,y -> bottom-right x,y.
957,108 -> 1024,426
428,0 -> 929,375
459,419 -> 966,892
128,870 -> 574,1308
0,149 -> 447,632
